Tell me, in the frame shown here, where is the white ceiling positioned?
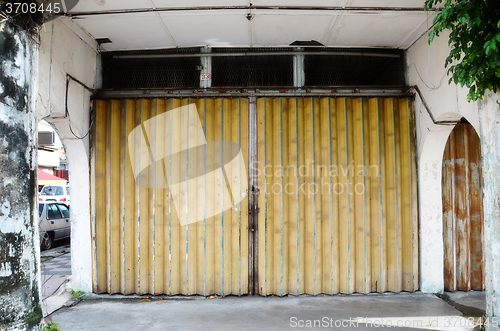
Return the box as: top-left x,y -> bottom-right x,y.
66,0 -> 438,51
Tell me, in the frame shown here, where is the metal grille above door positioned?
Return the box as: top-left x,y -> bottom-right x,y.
442,123 -> 484,291
211,51 -> 294,87
100,48 -> 405,89
304,50 -> 405,86
101,48 -> 201,89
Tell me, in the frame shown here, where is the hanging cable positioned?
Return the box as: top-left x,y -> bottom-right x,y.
65,74 -> 95,140
408,63 -> 446,91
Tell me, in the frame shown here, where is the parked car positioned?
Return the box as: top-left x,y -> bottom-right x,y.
39,185 -> 70,205
39,202 -> 71,251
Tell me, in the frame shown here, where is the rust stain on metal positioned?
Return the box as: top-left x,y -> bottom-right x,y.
442,123 -> 484,291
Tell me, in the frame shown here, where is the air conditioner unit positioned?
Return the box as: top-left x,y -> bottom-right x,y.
38,132 -> 55,146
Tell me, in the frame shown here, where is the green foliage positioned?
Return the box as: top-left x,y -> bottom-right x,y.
424,0 -> 500,101
70,289 -> 84,300
24,312 -> 42,325
43,322 -> 61,331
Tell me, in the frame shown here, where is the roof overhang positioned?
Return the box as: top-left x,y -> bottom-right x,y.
61,0 -> 439,51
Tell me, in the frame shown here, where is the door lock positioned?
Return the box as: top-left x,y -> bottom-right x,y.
249,185 -> 260,196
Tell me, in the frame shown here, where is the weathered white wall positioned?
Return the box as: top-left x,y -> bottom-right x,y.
0,21 -> 42,330
407,30 -> 479,293
478,91 -> 500,329
37,18 -> 97,293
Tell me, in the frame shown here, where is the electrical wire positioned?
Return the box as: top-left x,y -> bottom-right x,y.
408,62 -> 446,90
65,76 -> 95,140
68,116 -> 93,140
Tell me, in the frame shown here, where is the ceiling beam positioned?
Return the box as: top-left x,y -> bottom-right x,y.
68,6 -> 441,18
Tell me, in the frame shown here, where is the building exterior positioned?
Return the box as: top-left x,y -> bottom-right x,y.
1,1 -> 500,330
38,120 -> 68,180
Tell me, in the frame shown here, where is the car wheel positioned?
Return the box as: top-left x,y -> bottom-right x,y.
41,232 -> 54,251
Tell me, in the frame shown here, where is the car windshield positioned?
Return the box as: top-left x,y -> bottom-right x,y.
41,186 -> 63,196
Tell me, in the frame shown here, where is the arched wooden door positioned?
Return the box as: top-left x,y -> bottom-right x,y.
442,122 -> 484,291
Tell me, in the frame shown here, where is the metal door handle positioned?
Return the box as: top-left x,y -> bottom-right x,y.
51,221 -> 54,224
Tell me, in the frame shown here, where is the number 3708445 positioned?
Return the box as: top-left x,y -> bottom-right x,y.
4,2 -> 61,15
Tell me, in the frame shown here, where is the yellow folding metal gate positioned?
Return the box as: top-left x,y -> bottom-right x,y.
256,98 -> 418,295
92,98 -> 249,295
91,96 -> 418,296
442,123 -> 484,291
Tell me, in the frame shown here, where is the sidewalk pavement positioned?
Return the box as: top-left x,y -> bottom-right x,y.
40,246 -> 72,316
442,291 -> 486,317
50,292 -> 480,331
39,245 -> 486,330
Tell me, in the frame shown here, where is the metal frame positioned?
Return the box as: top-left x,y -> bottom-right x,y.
114,51 -> 401,59
68,6 -> 441,18
200,47 -> 212,89
93,87 -> 414,100
293,49 -> 305,88
248,96 -> 259,295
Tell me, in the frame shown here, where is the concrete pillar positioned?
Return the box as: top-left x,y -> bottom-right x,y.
47,119 -> 93,293
0,22 -> 41,330
478,91 -> 500,330
37,18 -> 97,295
418,126 -> 454,293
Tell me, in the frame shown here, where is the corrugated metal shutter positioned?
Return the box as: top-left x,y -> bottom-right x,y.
256,97 -> 418,295
442,123 -> 484,291
92,96 -> 418,296
92,98 -> 249,295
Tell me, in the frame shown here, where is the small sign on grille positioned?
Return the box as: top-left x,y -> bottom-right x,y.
200,74 -> 210,81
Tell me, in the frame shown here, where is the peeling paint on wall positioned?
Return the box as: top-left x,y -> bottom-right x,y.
478,91 -> 500,326
0,21 -> 41,331
0,28 -> 28,111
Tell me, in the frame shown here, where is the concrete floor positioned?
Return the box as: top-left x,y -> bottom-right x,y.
443,291 -> 486,317
50,293 -> 477,330
40,244 -> 72,316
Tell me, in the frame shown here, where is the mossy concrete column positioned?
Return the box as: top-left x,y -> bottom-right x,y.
0,21 -> 41,330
